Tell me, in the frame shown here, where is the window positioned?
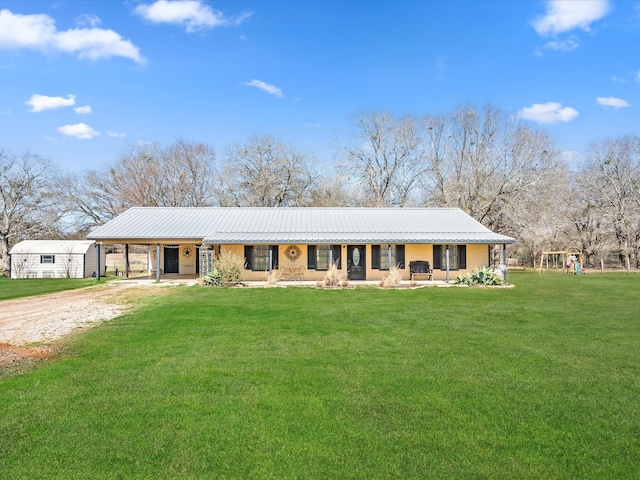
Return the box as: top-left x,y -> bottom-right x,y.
433,245 -> 466,270
371,244 -> 405,270
40,255 -> 55,264
244,245 -> 279,271
307,245 -> 341,270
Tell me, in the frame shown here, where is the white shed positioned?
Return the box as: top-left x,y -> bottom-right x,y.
8,240 -> 105,279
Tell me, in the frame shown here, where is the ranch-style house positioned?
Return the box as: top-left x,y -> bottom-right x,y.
87,207 -> 516,282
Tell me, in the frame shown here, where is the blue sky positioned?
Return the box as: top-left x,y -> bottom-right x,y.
1,0 -> 638,172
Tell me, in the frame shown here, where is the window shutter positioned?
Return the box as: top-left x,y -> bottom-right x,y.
396,245 -> 405,269
433,245 -> 442,270
271,245 -> 279,269
458,245 -> 467,269
332,245 -> 342,269
307,245 -> 316,269
371,245 -> 380,269
244,245 -> 253,270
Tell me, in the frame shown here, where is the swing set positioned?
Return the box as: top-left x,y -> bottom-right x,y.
538,247 -> 584,274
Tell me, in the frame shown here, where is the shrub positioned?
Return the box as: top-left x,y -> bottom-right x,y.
202,269 -> 223,286
381,266 -> 403,287
264,269 -> 281,286
322,263 -> 348,288
202,250 -> 244,286
453,266 -> 504,286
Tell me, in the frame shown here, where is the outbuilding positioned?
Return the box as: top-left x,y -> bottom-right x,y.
9,240 -> 105,279
87,207 -> 516,283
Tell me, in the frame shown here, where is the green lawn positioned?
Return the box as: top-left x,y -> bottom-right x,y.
1,272 -> 639,479
0,276 -> 98,300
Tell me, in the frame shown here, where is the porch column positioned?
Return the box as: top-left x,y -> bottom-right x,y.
268,245 -> 273,274
502,244 -> 508,284
95,242 -> 101,282
388,245 -> 392,269
445,245 -> 450,283
125,244 -> 130,278
156,244 -> 161,282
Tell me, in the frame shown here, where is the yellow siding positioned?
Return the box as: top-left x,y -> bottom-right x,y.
149,244 -> 199,275
217,243 -> 492,282
178,244 -> 198,275
466,244 -> 490,271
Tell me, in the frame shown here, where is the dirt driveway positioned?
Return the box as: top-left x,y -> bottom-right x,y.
0,278 -> 196,369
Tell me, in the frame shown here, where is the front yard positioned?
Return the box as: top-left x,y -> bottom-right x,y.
1,272 -> 638,478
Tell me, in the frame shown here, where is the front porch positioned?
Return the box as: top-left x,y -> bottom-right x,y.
103,240 -> 511,284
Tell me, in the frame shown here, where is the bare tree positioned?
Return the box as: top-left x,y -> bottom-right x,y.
66,169 -> 126,230
1,150 -> 61,276
308,176 -> 354,207
583,135 -> 640,267
422,104 -> 559,232
217,135 -> 316,207
161,139 -> 217,207
70,140 -> 217,229
340,111 -> 427,206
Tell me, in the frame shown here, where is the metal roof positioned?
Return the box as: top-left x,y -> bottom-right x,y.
9,240 -> 96,255
87,207 -> 516,245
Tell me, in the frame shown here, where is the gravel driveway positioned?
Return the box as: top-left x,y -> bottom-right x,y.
0,278 -> 196,368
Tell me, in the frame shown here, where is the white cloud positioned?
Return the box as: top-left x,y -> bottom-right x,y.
58,123 -> 100,139
107,131 -> 126,138
636,70 -> 640,83
134,0 -> 251,33
0,9 -> 143,63
533,0 -> 610,36
55,27 -> 142,62
518,102 -> 579,124
243,79 -> 283,98
543,36 -> 580,52
75,14 -> 102,28
596,97 -> 630,108
25,93 -> 75,112
74,105 -> 92,114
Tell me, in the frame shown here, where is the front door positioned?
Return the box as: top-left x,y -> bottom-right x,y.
164,246 -> 179,274
347,245 -> 366,280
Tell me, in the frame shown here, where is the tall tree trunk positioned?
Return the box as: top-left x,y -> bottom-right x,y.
1,235 -> 10,277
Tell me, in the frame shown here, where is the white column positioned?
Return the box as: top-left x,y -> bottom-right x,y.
95,243 -> 101,282
445,245 -> 450,283
156,244 -> 161,282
